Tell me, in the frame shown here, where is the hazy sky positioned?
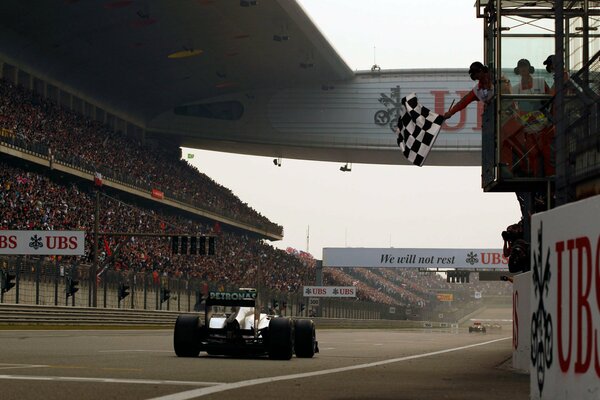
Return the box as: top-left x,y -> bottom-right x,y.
184,0 -> 521,257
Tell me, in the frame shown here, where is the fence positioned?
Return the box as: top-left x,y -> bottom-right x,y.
0,256 -> 406,320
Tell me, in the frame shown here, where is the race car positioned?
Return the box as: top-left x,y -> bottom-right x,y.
173,288 -> 318,360
483,322 -> 503,332
468,322 -> 487,333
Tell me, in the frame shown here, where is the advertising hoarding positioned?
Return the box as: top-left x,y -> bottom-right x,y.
303,286 -> 356,298
323,248 -> 507,269
530,195 -> 600,400
0,230 -> 85,255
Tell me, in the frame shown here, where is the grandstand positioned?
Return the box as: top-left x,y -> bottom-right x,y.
0,79 -> 282,238
0,69 -> 513,314
1,76 -> 500,311
0,1 -> 515,317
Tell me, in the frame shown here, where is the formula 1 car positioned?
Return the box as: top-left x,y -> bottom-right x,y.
469,322 -> 487,333
173,289 -> 318,360
483,322 -> 503,332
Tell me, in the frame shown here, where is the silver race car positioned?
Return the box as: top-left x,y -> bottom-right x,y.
174,289 -> 318,360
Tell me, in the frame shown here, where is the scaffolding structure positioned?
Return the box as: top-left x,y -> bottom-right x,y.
477,0 -> 600,206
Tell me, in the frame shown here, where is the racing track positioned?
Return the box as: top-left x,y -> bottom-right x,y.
0,324 -> 528,400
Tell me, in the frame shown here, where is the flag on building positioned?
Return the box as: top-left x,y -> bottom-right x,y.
396,93 -> 445,167
94,172 -> 103,187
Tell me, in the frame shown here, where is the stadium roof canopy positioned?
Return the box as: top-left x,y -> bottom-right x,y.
0,1 -> 480,166
0,0 -> 351,120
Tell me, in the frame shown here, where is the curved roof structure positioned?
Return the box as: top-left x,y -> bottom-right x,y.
0,1 -> 481,166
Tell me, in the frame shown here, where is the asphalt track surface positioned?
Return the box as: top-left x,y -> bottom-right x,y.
0,324 -> 528,400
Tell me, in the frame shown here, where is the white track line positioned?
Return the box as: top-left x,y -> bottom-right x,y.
99,350 -> 173,353
147,337 -> 511,400
0,375 -> 224,386
0,364 -> 48,371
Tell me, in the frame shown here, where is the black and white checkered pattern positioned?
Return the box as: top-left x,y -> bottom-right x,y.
396,93 -> 444,167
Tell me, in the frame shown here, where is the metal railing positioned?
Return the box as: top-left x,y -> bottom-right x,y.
561,49 -> 600,198
0,256 -> 408,321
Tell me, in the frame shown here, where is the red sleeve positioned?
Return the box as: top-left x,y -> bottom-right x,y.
447,90 -> 478,116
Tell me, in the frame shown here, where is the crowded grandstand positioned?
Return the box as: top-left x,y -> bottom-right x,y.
1,76 -> 510,316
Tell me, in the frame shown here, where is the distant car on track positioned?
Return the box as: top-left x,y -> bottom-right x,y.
173,288 -> 318,360
483,322 -> 503,332
469,322 -> 487,333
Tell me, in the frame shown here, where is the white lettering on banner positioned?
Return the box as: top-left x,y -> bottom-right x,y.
323,248 -> 507,269
0,231 -> 85,255
303,286 -> 356,298
530,195 -> 600,400
208,292 -> 256,301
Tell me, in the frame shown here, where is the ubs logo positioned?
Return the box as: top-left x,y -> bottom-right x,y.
531,222 -> 553,396
374,86 -> 402,132
29,234 -> 43,250
466,251 -> 479,265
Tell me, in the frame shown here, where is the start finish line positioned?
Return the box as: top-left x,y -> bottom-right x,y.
322,248 -> 508,270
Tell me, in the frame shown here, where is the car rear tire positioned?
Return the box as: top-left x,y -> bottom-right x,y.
174,315 -> 201,357
268,317 -> 293,360
294,319 -> 316,358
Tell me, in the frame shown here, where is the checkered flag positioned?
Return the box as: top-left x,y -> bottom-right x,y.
396,93 -> 444,167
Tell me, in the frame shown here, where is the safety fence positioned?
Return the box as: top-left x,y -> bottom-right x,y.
0,256 -> 407,321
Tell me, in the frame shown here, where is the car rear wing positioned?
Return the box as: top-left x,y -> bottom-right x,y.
205,291 -> 257,308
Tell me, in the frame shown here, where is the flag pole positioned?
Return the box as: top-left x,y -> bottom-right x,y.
446,99 -> 455,115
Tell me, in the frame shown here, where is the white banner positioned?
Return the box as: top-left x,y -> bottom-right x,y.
323,248 -> 508,269
530,195 -> 600,400
303,286 -> 356,298
0,230 -> 85,255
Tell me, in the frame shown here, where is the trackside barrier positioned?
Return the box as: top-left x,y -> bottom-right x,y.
1,256 -> 488,323
0,256 -> 412,320
0,304 -> 187,326
0,303 -> 440,329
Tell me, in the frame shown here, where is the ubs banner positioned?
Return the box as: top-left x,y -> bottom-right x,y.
0,230 -> 85,255
530,195 -> 600,400
303,286 -> 357,298
323,248 -> 507,269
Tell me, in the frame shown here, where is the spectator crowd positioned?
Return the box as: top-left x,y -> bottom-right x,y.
0,162 -> 311,292
0,79 -> 281,234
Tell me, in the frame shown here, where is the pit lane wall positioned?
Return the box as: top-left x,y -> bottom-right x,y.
530,195 -> 600,400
